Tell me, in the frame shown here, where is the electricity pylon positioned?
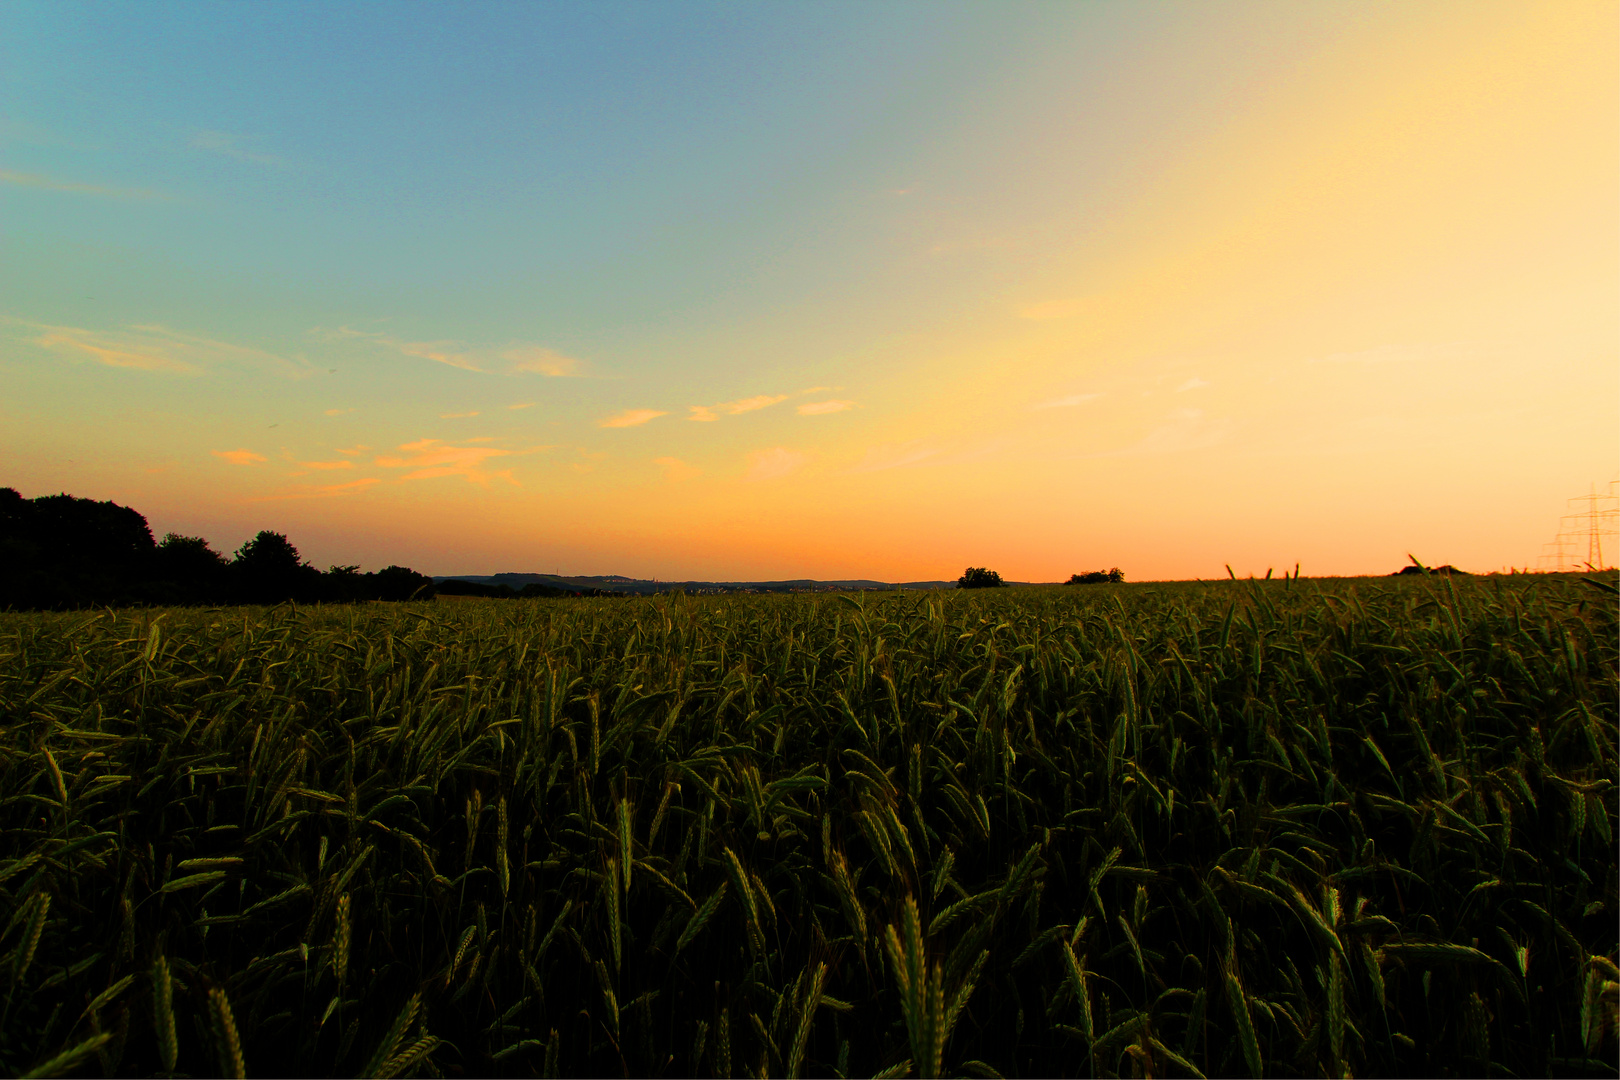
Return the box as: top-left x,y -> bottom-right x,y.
1540,481 -> 1619,571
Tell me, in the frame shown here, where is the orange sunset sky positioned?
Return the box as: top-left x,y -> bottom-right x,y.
2,1 -> 1615,581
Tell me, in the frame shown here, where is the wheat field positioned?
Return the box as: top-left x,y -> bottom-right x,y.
1,574 -> 1615,1078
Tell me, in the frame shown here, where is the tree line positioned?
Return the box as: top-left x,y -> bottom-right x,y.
0,487 -> 435,611
956,566 -> 1127,588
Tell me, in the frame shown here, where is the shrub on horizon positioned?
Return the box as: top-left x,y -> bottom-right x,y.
1066,568 -> 1124,585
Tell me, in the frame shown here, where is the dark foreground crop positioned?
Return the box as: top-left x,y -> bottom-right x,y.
0,575 -> 1615,1078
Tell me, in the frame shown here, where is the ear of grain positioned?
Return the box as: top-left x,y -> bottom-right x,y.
360,993 -> 421,1080
331,893 -> 351,986
19,1031 -> 112,1080
207,987 -> 245,1079
1222,952 -> 1263,1079
1059,941 -> 1093,1041
151,955 -> 177,1072
11,892 -> 49,986
721,847 -> 763,956
1326,953 -> 1346,1071
380,1034 -> 441,1077
497,795 -> 511,897
716,1006 -> 732,1079
618,796 -> 633,895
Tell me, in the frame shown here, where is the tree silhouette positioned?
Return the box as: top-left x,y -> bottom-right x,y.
154,533 -> 228,604
232,530 -> 321,603
957,567 -> 1005,589
1,487 -> 444,609
0,487 -> 157,608
1066,568 -> 1124,584
372,565 -> 435,601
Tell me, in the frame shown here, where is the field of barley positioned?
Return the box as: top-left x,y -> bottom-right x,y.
0,574 -> 1615,1079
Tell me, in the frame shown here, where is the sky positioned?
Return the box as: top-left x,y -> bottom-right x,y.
2,0 -> 1615,581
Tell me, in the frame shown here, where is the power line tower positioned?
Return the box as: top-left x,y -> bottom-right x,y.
1537,534 -> 1578,573
1540,481 -> 1619,571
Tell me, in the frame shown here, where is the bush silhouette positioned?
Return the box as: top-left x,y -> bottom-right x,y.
957,567 -> 1005,589
1066,568 -> 1124,585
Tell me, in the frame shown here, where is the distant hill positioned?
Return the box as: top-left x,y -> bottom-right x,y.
432,573 -> 961,595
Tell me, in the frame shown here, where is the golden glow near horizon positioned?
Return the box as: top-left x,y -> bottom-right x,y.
1,1 -> 1614,581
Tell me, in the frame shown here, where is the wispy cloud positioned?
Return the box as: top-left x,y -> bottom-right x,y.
1033,393 -> 1101,410
0,169 -> 167,200
393,339 -> 481,371
1175,378 -> 1210,392
128,324 -> 310,377
334,445 -> 371,456
212,449 -> 267,466
723,394 -> 788,414
324,408 -> 355,416
440,411 -> 480,419
35,326 -> 199,373
689,394 -> 788,422
374,438 -> 516,486
798,399 -> 855,416
188,130 -> 292,168
252,477 -> 382,502
18,319 -> 308,377
319,327 -> 591,377
502,346 -> 583,377
314,478 -> 380,495
745,447 -> 808,481
320,326 -> 482,372
599,408 -> 667,429
289,460 -> 354,476
509,402 -> 536,410
655,456 -> 700,482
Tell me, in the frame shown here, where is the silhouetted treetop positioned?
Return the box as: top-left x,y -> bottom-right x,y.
157,533 -> 227,574
234,531 -> 305,575
957,567 -> 1005,589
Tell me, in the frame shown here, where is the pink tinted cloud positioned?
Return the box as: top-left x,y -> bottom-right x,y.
213,449 -> 267,465
599,408 -> 668,428
689,394 -> 789,421
374,438 -> 516,486
503,346 -> 583,377
252,477 -> 383,502
797,399 -> 854,415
